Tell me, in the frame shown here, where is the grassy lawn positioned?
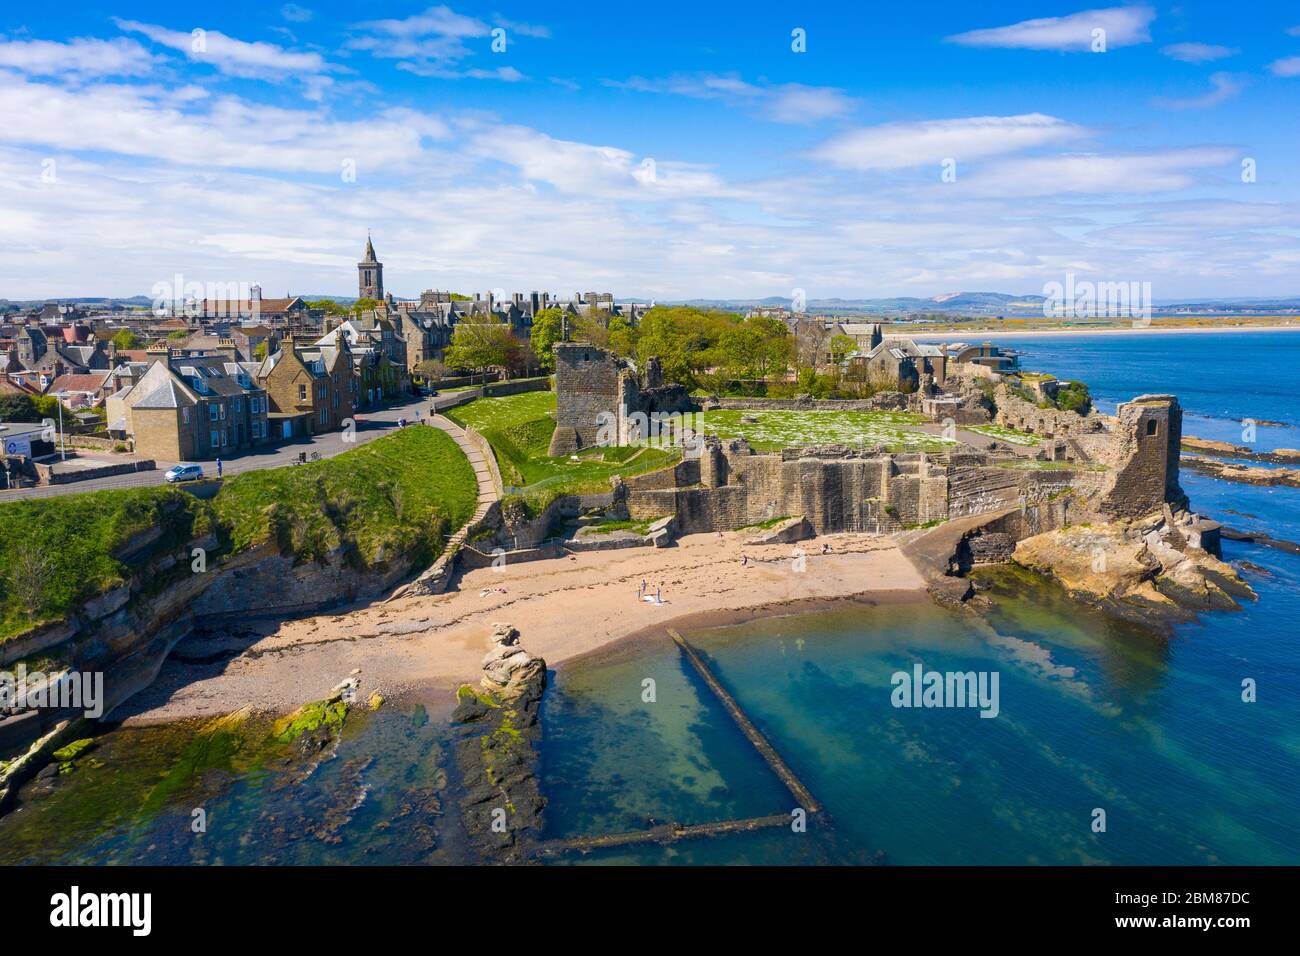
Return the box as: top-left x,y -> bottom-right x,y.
965,423 -> 1043,446
0,427 -> 478,645
446,391 -> 680,496
700,408 -> 953,452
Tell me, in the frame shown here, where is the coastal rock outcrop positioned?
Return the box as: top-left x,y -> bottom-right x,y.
1012,509 -> 1255,628
453,622 -> 547,864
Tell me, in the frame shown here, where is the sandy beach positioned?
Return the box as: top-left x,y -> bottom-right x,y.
120,531 -> 929,724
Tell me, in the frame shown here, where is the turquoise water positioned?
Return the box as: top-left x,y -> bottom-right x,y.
2,330 -> 1296,865
537,330 -> 1300,865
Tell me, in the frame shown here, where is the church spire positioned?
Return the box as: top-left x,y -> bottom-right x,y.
357,233 -> 384,300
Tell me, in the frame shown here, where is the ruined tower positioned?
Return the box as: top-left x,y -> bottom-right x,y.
357,235 -> 384,301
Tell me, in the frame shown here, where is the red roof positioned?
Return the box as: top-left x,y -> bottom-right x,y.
46,372 -> 110,394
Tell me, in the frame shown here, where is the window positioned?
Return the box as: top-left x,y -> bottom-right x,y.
210,430 -> 219,447
208,404 -> 219,422
298,384 -> 307,401
1146,419 -> 1158,436
182,407 -> 190,424
232,398 -> 241,414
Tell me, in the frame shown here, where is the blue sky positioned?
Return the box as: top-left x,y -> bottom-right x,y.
1,2 -> 1298,300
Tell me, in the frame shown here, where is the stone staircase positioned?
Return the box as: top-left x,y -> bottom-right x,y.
429,415 -> 499,552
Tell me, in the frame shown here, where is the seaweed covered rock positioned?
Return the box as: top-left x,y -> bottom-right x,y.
453,622 -> 547,864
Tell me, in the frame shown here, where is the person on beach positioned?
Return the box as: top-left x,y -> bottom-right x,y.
655,586 -> 662,605
741,554 -> 748,567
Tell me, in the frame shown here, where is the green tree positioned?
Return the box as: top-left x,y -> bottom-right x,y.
110,329 -> 143,350
444,317 -> 520,379
306,298 -> 352,316
606,314 -> 638,357
0,394 -> 39,422
352,297 -> 382,316
530,307 -> 566,372
253,340 -> 269,361
829,333 -> 856,365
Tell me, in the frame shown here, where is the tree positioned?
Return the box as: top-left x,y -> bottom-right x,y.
606,314 -> 638,357
829,334 -> 857,366
530,307 -> 566,372
111,329 -> 143,350
352,297 -> 382,316
306,298 -> 352,316
444,316 -> 520,379
0,394 -> 39,422
253,341 -> 269,361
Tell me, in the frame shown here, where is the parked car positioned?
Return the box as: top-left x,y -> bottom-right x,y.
164,463 -> 204,483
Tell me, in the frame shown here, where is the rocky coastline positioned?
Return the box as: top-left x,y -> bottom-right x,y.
1009,507 -> 1256,630
451,622 -> 547,864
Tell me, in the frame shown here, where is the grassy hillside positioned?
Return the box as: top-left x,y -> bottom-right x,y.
445,391 -> 679,495
214,425 -> 477,568
0,487 -> 212,643
0,427 -> 477,644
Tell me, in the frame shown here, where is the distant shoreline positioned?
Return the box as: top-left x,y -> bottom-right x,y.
907,324 -> 1300,340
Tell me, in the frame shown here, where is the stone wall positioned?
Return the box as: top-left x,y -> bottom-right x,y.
548,344 -> 695,456
1096,394 -> 1187,518
715,393 -> 916,413
548,343 -> 631,455
992,384 -> 1105,439
626,439 -> 949,534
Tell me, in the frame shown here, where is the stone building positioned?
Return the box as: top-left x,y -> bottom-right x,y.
547,343 -> 693,455
109,355 -> 270,461
257,332 -> 357,439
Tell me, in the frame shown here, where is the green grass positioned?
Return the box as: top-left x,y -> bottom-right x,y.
700,408 -> 952,452
213,425 -> 476,569
447,391 -> 680,495
0,486 -> 212,643
965,423 -> 1044,446
580,516 -> 665,535
0,427 -> 478,644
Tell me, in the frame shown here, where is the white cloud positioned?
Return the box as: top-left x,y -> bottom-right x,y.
114,18 -> 336,81
0,36 -> 157,78
611,72 -> 855,124
461,122 -> 728,199
1160,42 -> 1238,63
1269,56 -> 1300,77
1152,72 -> 1246,110
764,85 -> 856,124
811,114 -> 1083,171
281,4 -> 314,23
349,5 -> 546,79
965,147 -> 1239,196
0,73 -> 449,174
947,5 -> 1155,52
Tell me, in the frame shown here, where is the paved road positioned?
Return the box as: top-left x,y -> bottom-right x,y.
2,394 -> 439,501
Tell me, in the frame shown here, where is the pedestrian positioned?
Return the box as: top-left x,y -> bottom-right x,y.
655,586 -> 662,605
216,457 -> 223,479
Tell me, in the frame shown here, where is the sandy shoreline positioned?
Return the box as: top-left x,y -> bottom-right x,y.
117,531 -> 929,725
910,323 -> 1300,340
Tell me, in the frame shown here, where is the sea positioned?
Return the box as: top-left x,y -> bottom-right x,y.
1,330 -> 1297,865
